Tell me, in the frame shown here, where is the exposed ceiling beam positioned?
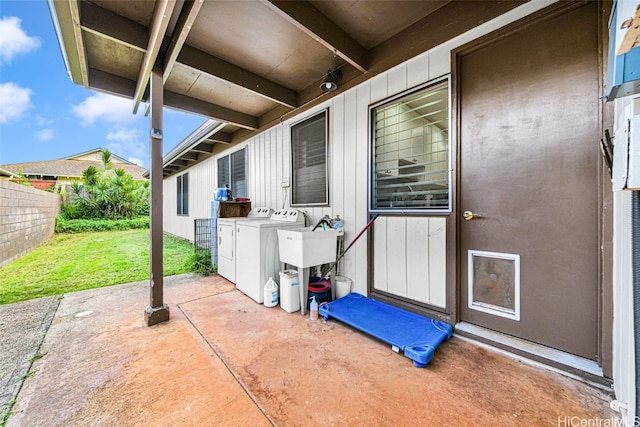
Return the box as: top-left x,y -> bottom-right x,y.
88,69 -> 136,98
206,132 -> 232,144
163,0 -> 204,83
236,1 -> 526,144
191,142 -> 215,153
132,0 -> 176,114
369,1 -> 525,72
265,0 -> 368,73
178,46 -> 298,108
164,91 -> 259,130
178,152 -> 199,161
80,2 -> 147,51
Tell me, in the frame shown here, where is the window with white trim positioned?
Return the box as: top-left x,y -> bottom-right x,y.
291,110 -> 328,206
370,79 -> 450,212
217,148 -> 247,199
177,173 -> 189,215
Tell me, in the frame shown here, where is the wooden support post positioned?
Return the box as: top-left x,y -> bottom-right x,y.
145,63 -> 169,326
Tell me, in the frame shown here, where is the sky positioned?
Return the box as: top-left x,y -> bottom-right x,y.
0,0 -> 206,168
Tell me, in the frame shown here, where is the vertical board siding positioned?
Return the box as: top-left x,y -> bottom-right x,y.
373,216 -> 388,292
355,83 -> 371,292
162,160 -> 217,241
373,216 -> 447,307
407,53 -> 430,88
274,127 -> 284,210
341,90 -> 359,286
331,95 -> 345,221
162,0 -> 556,308
370,74 -> 388,105
406,217 -> 430,302
612,94 -> 637,426
270,129 -> 277,207
428,217 -> 447,308
388,64 -> 408,97
386,216 -> 407,296
613,191 -> 635,424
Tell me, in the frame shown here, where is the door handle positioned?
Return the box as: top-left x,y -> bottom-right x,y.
463,210 -> 482,221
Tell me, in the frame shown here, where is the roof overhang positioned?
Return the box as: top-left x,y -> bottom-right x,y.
49,0 -> 528,177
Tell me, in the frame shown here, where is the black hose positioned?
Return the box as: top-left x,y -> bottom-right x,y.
312,219 -> 330,231
632,191 -> 640,418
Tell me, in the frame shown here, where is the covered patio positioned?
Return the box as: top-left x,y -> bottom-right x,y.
40,1 -> 635,423
6,274 -> 615,426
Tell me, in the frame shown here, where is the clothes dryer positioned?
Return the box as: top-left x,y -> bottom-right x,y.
217,207 -> 273,283
235,209 -> 305,303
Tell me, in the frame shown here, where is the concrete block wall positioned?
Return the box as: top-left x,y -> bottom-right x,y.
0,180 -> 62,267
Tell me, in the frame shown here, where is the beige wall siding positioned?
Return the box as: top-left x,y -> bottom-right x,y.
0,180 -> 61,267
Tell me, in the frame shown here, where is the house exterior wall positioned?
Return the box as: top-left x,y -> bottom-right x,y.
160,0 -> 634,419
163,160 -> 217,241
162,1 -> 557,297
0,180 -> 62,267
611,95 -> 638,426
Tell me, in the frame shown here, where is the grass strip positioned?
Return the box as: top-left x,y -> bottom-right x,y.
0,229 -> 196,305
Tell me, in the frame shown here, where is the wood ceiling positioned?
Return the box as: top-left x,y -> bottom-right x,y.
50,0 -> 525,175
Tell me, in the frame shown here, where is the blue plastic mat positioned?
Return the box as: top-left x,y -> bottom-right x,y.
319,293 -> 453,367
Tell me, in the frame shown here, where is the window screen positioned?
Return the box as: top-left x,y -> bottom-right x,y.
177,173 -> 189,215
370,80 -> 449,211
217,148 -> 247,199
291,110 -> 328,206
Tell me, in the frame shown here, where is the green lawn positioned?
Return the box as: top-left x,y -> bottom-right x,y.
0,229 -> 197,305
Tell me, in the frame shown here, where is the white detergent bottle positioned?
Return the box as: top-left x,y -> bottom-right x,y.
263,277 -> 278,307
310,296 -> 318,320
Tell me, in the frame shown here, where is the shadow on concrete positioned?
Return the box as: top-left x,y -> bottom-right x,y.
3,274 -> 617,426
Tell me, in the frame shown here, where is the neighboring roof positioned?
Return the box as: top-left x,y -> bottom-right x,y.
0,149 -> 147,180
62,148 -> 133,164
0,167 -> 16,178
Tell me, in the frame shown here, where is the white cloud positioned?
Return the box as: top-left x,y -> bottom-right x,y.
72,92 -> 140,125
0,17 -> 40,65
35,115 -> 53,126
107,128 -> 141,143
128,157 -> 145,167
0,82 -> 32,123
34,128 -> 53,141
105,126 -> 147,166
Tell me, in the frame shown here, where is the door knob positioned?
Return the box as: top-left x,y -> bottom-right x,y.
463,210 -> 482,221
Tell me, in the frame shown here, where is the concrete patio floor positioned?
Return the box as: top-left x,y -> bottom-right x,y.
4,274 -> 617,426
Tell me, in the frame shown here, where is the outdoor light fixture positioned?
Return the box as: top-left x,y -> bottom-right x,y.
320,69 -> 342,92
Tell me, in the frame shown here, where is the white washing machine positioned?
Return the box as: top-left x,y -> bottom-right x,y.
217,207 -> 273,283
235,209 -> 305,303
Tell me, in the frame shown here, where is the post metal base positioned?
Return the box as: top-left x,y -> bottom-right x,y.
145,304 -> 170,326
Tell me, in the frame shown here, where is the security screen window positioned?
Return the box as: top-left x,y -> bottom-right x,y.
370,79 -> 450,212
176,172 -> 189,215
217,148 -> 247,199
291,110 -> 329,206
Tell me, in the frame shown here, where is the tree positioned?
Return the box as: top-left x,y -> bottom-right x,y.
101,148 -> 112,170
61,157 -> 149,220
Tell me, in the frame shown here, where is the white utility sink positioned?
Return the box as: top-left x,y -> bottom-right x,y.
277,227 -> 339,268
